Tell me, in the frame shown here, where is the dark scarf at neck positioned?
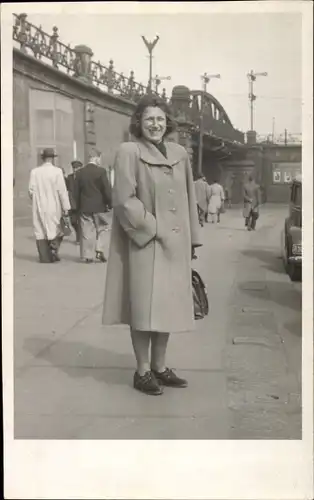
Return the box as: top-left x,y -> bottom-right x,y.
152,141 -> 167,159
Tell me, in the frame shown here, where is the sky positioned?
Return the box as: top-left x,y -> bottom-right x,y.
16,7 -> 302,136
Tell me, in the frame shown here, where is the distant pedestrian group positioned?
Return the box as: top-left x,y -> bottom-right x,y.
194,175 -> 225,226
28,148 -> 112,263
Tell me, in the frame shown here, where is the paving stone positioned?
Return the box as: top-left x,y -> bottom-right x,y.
15,367 -> 227,419
76,415 -> 229,440
14,413 -> 91,440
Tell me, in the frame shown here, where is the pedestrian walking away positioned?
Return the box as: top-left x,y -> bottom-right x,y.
194,175 -> 210,227
224,187 -> 232,209
102,94 -> 202,396
65,159 -> 83,244
75,149 -> 112,263
208,179 -> 225,223
28,148 -> 71,263
243,175 -> 261,231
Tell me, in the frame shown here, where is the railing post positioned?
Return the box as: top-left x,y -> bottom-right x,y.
16,13 -> 28,53
74,45 -> 93,82
50,26 -> 59,68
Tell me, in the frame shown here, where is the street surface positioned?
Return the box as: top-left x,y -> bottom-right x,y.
14,205 -> 302,439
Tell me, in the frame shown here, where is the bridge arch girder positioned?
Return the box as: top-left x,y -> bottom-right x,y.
190,90 -> 233,128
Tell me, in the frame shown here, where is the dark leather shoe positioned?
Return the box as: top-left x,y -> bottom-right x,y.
152,368 -> 188,388
133,371 -> 163,395
96,251 -> 107,262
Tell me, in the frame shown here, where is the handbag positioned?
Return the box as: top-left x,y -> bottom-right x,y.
58,215 -> 72,237
192,269 -> 209,320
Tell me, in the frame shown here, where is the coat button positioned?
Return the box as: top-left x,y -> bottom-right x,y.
170,207 -> 177,212
172,226 -> 180,233
168,189 -> 174,194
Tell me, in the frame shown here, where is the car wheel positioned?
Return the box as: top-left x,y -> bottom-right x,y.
287,261 -> 302,282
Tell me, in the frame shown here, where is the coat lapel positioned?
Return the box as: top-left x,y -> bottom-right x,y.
137,139 -> 183,168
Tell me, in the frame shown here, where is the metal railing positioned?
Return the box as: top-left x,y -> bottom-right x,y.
13,13 -> 168,102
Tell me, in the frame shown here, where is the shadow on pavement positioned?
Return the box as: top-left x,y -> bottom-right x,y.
241,248 -> 286,274
22,337 -> 135,387
14,252 -> 81,263
283,317 -> 302,337
239,279 -> 302,312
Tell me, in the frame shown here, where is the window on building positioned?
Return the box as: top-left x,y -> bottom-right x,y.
30,89 -> 74,174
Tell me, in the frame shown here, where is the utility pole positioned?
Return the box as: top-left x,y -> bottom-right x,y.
272,117 -> 275,142
142,35 -> 160,93
154,74 -> 171,94
247,70 -> 268,131
197,72 -> 221,176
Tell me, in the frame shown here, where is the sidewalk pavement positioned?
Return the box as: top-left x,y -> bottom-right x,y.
14,205 -> 301,439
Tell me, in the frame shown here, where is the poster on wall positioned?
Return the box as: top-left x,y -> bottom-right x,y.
272,162 -> 301,184
284,172 -> 292,183
273,171 -> 281,183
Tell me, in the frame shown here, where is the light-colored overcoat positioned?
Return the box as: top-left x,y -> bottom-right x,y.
28,163 -> 70,240
208,183 -> 225,214
243,181 -> 260,218
102,139 -> 201,333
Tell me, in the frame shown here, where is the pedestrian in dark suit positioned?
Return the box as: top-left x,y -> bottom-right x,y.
75,149 -> 112,263
243,175 -> 261,231
65,159 -> 83,244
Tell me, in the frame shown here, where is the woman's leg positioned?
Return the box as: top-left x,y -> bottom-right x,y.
151,332 -> 170,373
130,329 -> 151,376
151,332 -> 188,388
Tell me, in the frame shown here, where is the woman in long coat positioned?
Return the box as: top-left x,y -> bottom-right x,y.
102,95 -> 202,396
208,180 -> 225,223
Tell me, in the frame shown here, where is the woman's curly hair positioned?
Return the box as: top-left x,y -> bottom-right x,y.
129,94 -> 177,139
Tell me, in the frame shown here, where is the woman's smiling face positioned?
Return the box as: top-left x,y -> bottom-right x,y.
141,106 -> 167,144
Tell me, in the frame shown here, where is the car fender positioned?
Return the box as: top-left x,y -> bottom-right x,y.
289,225 -> 302,244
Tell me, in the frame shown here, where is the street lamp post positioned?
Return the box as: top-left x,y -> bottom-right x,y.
142,35 -> 160,93
247,70 -> 268,131
197,72 -> 221,176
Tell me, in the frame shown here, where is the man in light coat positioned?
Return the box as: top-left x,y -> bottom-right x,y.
75,149 -> 112,263
194,175 -> 210,227
28,148 -> 71,263
243,174 -> 261,231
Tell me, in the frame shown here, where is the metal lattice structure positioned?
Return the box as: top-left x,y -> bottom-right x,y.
256,133 -> 302,145
12,12 -> 168,102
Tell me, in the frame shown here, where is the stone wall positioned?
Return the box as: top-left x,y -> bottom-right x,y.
13,49 -> 135,218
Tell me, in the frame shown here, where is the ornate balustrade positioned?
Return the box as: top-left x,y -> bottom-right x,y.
13,13 -> 168,102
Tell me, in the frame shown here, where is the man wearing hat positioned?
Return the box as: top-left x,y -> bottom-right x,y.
28,148 -> 71,263
66,159 -> 83,244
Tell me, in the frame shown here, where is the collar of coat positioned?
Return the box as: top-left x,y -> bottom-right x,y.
136,139 -> 185,168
